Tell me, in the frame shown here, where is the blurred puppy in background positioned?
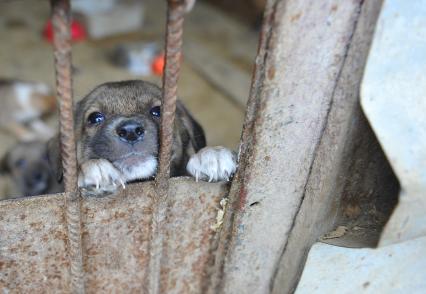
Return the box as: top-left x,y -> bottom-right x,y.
1,141 -> 62,198
0,79 -> 56,141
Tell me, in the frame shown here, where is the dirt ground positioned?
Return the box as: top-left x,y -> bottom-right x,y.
0,0 -> 259,199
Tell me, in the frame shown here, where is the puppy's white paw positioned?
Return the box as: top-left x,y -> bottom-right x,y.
186,146 -> 237,182
78,159 -> 125,197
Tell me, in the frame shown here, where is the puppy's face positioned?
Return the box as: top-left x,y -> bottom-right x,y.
47,80 -> 206,187
1,141 -> 53,197
75,81 -> 162,181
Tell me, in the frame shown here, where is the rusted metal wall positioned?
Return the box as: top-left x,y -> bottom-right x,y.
0,179 -> 227,293
0,0 -> 390,293
208,0 -> 388,293
272,0 -> 387,292
0,1 -> 230,293
0,194 -> 71,292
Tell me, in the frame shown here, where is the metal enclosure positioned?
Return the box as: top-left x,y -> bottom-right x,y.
0,0 -> 397,293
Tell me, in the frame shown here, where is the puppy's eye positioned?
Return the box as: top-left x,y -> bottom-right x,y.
150,106 -> 161,117
15,159 -> 26,168
87,112 -> 105,125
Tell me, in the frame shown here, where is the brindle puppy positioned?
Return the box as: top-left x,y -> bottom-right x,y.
48,80 -> 236,197
1,141 -> 62,198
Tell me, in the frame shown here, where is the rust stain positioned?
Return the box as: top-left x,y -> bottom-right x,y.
237,185 -> 248,211
29,221 -> 44,231
53,229 -> 68,243
267,66 -> 276,80
331,4 -> 338,12
290,12 -> 301,22
113,211 -> 127,219
0,179 -> 226,292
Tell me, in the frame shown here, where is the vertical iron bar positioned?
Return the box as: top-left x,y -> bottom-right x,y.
51,0 -> 77,192
51,0 -> 84,292
155,0 -> 191,192
206,0 -> 279,292
148,1 -> 194,293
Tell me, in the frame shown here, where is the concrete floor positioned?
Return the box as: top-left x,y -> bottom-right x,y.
0,0 -> 258,198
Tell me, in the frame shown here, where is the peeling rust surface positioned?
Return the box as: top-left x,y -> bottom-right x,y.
0,178 -> 226,293
81,184 -> 156,293
206,0 -> 279,292
0,194 -> 71,293
209,0 -> 377,293
160,184 -> 227,293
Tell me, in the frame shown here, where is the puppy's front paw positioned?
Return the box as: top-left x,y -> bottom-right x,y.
78,159 -> 125,197
186,146 -> 237,182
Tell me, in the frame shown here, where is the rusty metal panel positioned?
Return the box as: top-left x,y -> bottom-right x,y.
273,0 -> 386,292
0,194 -> 71,292
209,0 -> 380,293
0,178 -> 227,293
80,185 -> 155,293
161,182 -> 224,293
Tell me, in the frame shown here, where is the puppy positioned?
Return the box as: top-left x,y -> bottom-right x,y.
1,141 -> 62,198
0,79 -> 56,141
48,80 -> 236,197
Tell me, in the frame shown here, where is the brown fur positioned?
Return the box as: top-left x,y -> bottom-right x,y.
48,80 -> 206,190
1,141 -> 62,198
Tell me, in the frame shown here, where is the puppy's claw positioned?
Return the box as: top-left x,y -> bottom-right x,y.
120,179 -> 126,189
186,146 -> 237,183
78,159 -> 125,197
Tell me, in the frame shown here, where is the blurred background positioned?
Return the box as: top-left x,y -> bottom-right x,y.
0,0 -> 265,197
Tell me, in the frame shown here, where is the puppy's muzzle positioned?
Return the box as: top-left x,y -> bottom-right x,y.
116,120 -> 145,144
26,171 -> 47,186
24,168 -> 50,195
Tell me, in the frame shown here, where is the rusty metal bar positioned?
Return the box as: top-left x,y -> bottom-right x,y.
155,0 -> 195,192
148,1 -> 195,293
209,0 -> 378,292
206,0 -> 279,291
236,0 -> 277,166
51,1 -> 77,192
51,0 -> 84,292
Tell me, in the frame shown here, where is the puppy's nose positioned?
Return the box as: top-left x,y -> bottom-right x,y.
26,170 -> 48,187
116,121 -> 145,144
33,172 -> 44,182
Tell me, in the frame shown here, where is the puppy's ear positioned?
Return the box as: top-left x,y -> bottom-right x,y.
46,136 -> 63,183
0,151 -> 10,174
187,114 -> 206,151
177,102 -> 206,152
